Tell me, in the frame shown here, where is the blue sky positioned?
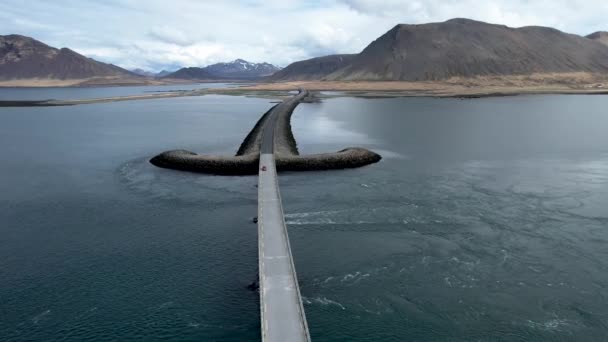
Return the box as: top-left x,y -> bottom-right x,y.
1,0 -> 607,71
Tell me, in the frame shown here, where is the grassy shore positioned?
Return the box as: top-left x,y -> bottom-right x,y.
225,73 -> 608,98
2,73 -> 608,107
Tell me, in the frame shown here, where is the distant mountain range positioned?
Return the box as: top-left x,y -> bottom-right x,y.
2,19 -> 608,86
0,34 -> 278,85
0,34 -> 136,83
163,59 -> 280,80
271,19 -> 608,81
130,68 -> 174,78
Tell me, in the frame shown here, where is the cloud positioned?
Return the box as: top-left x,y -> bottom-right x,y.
148,26 -> 195,46
290,24 -> 362,57
338,0 -> 427,17
0,0 -> 607,71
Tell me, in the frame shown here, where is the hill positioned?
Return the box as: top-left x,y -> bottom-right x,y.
0,34 -> 137,83
164,59 -> 280,80
163,67 -> 217,80
271,19 -> 608,82
205,59 -> 279,78
587,31 -> 608,46
267,54 -> 355,81
155,70 -> 173,77
131,68 -> 156,77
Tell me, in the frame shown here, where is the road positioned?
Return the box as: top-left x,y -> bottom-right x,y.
257,89 -> 311,342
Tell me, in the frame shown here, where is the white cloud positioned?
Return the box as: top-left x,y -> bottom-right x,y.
0,0 -> 607,71
148,26 -> 195,46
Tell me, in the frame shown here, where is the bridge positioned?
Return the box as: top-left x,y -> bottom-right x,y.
257,89 -> 311,342
150,88 -> 381,341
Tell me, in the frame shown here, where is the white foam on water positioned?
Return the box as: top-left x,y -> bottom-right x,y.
32,309 -> 51,324
342,272 -> 361,282
303,296 -> 346,310
444,277 -> 453,287
284,210 -> 343,218
371,149 -> 409,160
526,318 -> 573,331
284,206 -> 429,226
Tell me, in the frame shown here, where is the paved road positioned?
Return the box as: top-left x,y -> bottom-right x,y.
258,90 -> 311,342
260,90 -> 308,154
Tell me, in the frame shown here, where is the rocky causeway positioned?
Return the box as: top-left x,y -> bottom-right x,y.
149,89 -> 381,174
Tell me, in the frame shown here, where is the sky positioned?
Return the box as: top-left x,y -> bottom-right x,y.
1,0 -> 607,72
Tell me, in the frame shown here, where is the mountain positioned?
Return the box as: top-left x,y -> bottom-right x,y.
131,68 -> 156,77
267,54 -> 355,81
164,59 -> 280,80
587,31 -> 608,46
271,19 -> 608,82
131,68 -> 179,78
163,67 -> 217,80
155,70 -> 173,77
204,59 -> 280,78
0,34 -> 135,81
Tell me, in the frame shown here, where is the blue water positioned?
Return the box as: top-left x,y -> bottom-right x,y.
1,92 -> 608,341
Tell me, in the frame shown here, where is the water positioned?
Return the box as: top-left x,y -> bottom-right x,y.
1,92 -> 608,341
0,83 -> 237,101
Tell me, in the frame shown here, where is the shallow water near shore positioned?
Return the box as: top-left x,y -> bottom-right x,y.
1,91 -> 608,341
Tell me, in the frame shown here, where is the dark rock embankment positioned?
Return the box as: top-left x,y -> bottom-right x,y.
236,105 -> 277,156
150,105 -> 276,175
150,150 -> 259,175
276,148 -> 381,172
150,89 -> 381,175
0,100 -> 69,107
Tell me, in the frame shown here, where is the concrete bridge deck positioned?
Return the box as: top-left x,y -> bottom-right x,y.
149,88 -> 380,340
257,90 -> 311,342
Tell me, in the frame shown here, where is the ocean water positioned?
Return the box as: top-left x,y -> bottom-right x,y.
1,91 -> 608,341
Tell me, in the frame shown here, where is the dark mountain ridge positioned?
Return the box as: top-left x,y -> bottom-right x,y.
131,68 -> 156,77
271,19 -> 608,82
587,31 -> 608,46
162,67 -> 216,80
164,59 -> 280,80
0,34 -> 135,80
267,54 -> 355,81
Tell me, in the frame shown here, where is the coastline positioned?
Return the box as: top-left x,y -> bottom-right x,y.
0,77 -> 250,88
224,72 -> 608,98
2,73 -> 608,107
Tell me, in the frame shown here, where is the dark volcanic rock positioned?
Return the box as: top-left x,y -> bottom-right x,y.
150,150 -> 259,175
269,19 -> 608,81
328,19 -> 608,81
236,105 -> 277,156
587,31 -> 608,47
276,148 -> 381,172
149,91 -> 381,175
268,54 -> 355,81
0,34 -> 135,80
162,67 -> 217,80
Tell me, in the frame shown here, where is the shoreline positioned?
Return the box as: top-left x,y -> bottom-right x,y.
2,79 -> 608,107
0,77 -> 253,88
